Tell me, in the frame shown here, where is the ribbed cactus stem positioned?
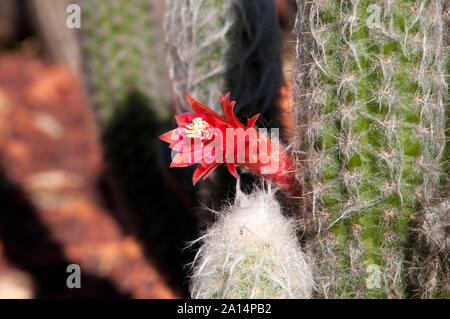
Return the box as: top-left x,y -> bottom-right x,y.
293,0 -> 446,298
164,0 -> 283,124
80,0 -> 169,125
189,184 -> 314,298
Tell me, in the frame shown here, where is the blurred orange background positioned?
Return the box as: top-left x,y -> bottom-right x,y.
0,0 -> 297,299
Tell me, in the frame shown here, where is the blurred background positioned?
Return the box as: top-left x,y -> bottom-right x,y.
0,0 -> 297,298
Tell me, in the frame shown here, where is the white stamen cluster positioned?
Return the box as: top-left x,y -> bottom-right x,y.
184,117 -> 212,140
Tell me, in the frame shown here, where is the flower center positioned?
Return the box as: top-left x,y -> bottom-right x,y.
184,117 -> 212,140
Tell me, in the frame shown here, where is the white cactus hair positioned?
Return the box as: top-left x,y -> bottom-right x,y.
188,182 -> 314,299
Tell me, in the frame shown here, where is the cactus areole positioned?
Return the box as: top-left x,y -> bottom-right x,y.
160,93 -> 298,195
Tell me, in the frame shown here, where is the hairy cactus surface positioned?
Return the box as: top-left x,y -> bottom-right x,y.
79,0 -> 170,125
164,0 -> 232,114
189,184 -> 313,299
407,200 -> 449,298
164,0 -> 283,126
293,0 -> 447,298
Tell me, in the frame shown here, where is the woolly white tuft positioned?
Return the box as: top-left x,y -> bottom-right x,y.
189,183 -> 314,299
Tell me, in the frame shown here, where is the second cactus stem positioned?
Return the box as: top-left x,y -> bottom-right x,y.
294,0 -> 446,298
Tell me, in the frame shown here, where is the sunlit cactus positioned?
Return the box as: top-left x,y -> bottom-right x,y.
293,0 -> 447,298
189,185 -> 314,299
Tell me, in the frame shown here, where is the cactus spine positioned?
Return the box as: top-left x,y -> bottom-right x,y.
80,0 -> 170,125
189,185 -> 314,299
164,0 -> 232,114
293,0 -> 447,298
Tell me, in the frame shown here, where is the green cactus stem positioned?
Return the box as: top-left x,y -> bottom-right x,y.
293,0 -> 447,298
79,0 -> 170,125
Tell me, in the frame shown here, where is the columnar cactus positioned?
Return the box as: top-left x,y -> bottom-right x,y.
79,0 -> 170,125
407,200 -> 449,298
164,0 -> 283,126
189,185 -> 314,299
164,0 -> 232,114
293,0 -> 447,298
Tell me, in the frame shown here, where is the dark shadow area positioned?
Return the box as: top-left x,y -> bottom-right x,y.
404,222 -> 449,298
226,0 -> 284,131
0,169 -> 131,298
100,91 -> 199,297
0,0 -> 34,50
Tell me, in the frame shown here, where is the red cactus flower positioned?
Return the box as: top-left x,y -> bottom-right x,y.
160,92 -> 298,195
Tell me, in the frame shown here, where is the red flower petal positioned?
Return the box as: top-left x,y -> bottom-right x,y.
170,137 -> 192,152
202,163 -> 220,181
192,165 -> 207,185
221,92 -> 245,129
247,113 -> 260,128
159,129 -> 176,143
170,151 -> 196,167
174,113 -> 195,126
193,163 -> 219,185
226,163 -> 239,179
185,93 -> 229,124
